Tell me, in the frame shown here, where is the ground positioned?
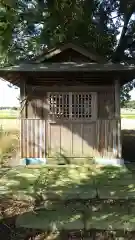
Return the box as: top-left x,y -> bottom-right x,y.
1,166 -> 135,239
0,110 -> 135,239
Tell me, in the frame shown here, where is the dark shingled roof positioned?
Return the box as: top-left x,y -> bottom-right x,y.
0,62 -> 135,73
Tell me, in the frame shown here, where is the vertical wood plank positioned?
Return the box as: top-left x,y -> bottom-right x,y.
115,79 -> 120,119
28,119 -> 31,157
24,119 -> 28,158
21,119 -> 46,158
48,123 -> 61,156
92,92 -> 97,120
28,100 -> 35,118
21,119 -> 25,158
115,79 -> 121,158
96,120 -> 100,154
96,119 -> 120,159
72,123 -> 83,156
98,90 -> 115,119
82,123 -> 96,157
21,119 -> 121,160
20,80 -> 27,118
117,120 -> 121,158
60,124 -> 72,156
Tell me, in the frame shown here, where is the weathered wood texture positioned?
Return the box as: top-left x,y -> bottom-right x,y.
20,83 -> 120,160
21,119 -> 120,159
44,48 -> 93,62
115,79 -> 120,119
27,73 -> 115,86
47,122 -> 96,158
36,43 -> 103,63
96,119 -> 121,158
24,85 -> 115,119
21,119 -> 46,158
20,80 -> 27,118
98,90 -> 115,119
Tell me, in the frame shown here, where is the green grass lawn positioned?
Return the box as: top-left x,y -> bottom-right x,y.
0,109 -> 19,119
1,165 -> 135,231
121,114 -> 135,119
0,164 -> 135,202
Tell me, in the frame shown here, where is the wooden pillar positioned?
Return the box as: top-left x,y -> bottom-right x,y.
115,79 -> 121,158
20,80 -> 27,159
20,80 -> 27,118
115,79 -> 120,119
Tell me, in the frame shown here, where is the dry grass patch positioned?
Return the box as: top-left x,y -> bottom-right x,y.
0,127 -> 19,166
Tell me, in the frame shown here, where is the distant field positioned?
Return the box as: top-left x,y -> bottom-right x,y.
0,109 -> 135,120
121,114 -> 135,119
121,108 -> 135,119
0,119 -> 19,130
0,110 -> 19,130
0,109 -> 19,119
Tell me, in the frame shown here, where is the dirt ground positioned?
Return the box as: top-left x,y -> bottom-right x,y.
121,119 -> 135,130
0,119 -> 20,130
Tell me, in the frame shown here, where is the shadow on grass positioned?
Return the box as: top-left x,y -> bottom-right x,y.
122,130 -> 135,172
1,165 -> 135,238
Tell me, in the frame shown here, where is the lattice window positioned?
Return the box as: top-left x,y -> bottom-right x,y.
49,93 -> 69,119
72,93 -> 92,119
48,92 -> 97,120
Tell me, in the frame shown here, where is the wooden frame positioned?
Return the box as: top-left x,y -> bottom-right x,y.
47,91 -> 97,122
35,43 -> 105,63
115,79 -> 120,119
115,78 -> 121,158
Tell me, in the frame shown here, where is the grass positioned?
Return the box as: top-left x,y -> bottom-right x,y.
0,109 -> 19,119
0,165 -> 134,201
121,114 -> 135,119
0,127 -> 19,166
0,135 -> 134,238
0,116 -> 134,237
1,165 -> 135,234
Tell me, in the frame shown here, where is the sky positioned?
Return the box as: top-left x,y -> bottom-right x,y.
0,80 -> 20,107
0,79 -> 135,107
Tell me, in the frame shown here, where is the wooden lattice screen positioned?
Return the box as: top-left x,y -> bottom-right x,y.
48,92 -> 97,121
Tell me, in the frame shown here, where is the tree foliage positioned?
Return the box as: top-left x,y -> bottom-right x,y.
123,100 -> 135,109
0,0 -> 135,104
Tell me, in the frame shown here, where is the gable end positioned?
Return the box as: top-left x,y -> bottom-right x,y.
35,43 -> 105,63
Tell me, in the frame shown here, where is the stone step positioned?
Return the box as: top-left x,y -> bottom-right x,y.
16,201 -> 135,231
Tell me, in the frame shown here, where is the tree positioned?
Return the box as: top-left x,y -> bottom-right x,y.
124,100 -> 135,108
0,0 -> 135,104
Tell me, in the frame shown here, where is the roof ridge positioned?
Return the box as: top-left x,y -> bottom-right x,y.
32,43 -> 105,63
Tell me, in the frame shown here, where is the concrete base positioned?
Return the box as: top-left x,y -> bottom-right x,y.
21,158 -> 47,165
95,157 -> 124,166
19,157 -> 125,167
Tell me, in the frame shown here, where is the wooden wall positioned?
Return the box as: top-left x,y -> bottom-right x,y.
20,83 -> 121,160
98,91 -> 115,119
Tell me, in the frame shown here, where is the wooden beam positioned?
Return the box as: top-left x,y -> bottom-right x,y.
114,79 -> 121,158
20,80 -> 27,159
115,79 -> 120,119
20,80 -> 27,118
26,85 -> 114,93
